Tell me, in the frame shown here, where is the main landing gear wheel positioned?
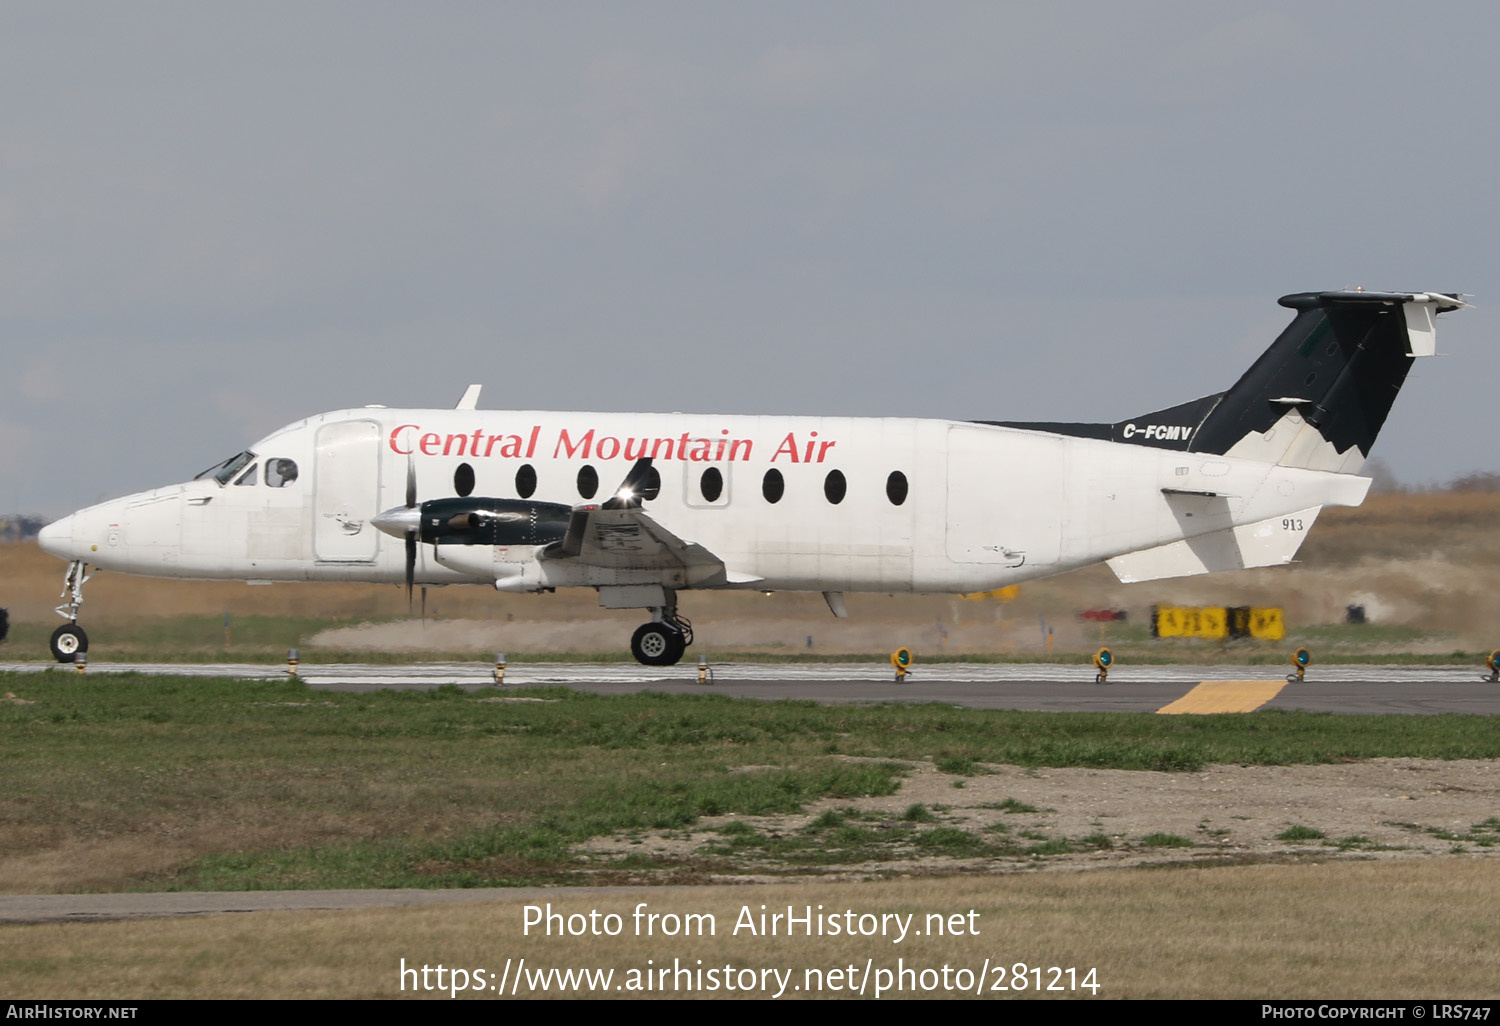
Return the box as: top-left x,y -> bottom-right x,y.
50,623 -> 88,664
631,622 -> 687,666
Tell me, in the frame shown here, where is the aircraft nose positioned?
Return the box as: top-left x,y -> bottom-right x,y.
37,515 -> 76,559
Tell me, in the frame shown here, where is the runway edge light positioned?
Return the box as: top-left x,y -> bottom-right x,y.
1288,647 -> 1311,683
891,647 -> 913,683
1093,647 -> 1113,684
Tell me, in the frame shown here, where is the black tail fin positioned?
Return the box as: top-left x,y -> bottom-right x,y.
993,290 -> 1464,473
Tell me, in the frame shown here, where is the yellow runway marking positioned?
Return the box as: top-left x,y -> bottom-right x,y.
1157,680 -> 1287,714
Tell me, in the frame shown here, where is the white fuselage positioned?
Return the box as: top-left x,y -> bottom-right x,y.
41,407 -> 1369,597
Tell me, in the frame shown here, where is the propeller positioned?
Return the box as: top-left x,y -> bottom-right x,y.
403,457 -> 418,608
371,457 -> 422,610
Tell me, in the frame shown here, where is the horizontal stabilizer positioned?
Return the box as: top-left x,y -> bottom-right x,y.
1107,506 -> 1323,584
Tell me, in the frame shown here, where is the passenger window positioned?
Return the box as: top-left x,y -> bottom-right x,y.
515,464 -> 537,499
824,469 -> 846,504
700,467 -> 724,503
454,462 -> 475,498
886,470 -> 908,506
234,463 -> 259,486
577,465 -> 599,500
762,468 -> 784,504
640,465 -> 662,501
265,459 -> 298,488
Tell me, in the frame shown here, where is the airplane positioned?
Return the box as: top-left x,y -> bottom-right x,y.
37,289 -> 1465,666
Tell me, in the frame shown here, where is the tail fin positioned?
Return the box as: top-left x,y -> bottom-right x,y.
995,290 -> 1465,473
1182,290 -> 1464,472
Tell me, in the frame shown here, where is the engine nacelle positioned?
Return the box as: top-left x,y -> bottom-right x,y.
492,561 -> 562,593
418,497 -> 571,547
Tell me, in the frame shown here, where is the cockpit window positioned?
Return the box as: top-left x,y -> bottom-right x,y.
265,459 -> 299,488
195,450 -> 257,486
234,464 -> 259,486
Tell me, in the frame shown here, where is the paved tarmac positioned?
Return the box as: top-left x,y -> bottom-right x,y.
3,660 -> 1497,714
0,886 -> 667,925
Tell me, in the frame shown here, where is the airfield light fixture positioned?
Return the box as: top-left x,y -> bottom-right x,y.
1288,647 -> 1311,683
891,647 -> 913,683
1093,647 -> 1113,684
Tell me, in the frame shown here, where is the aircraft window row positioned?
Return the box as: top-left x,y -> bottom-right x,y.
486,462 -> 906,508
760,468 -> 908,506
510,462 -> 663,502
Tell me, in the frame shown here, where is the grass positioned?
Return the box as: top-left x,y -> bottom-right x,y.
8,863 -> 1500,999
3,670 -> 1497,893
1423,817 -> 1500,848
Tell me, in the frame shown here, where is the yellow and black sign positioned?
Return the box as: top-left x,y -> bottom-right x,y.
1152,605 -> 1285,641
1249,607 -> 1285,641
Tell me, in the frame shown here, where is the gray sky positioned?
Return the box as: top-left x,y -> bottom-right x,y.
4,1 -> 1496,517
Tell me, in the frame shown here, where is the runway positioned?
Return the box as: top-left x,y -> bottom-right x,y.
0,886 -> 651,925
3,660 -> 1497,714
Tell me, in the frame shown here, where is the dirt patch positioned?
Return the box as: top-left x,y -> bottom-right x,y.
576,758 -> 1500,881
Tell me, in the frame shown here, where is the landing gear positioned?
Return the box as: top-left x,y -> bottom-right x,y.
51,560 -> 94,664
628,601 -> 693,667
631,622 -> 687,666
50,624 -> 88,663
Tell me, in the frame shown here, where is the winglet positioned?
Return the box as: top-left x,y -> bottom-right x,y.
455,384 -> 482,410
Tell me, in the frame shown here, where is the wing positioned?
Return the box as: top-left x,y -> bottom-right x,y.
545,459 -> 760,588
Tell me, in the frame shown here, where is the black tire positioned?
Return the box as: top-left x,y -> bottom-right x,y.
631,622 -> 686,667
665,628 -> 687,665
50,623 -> 88,664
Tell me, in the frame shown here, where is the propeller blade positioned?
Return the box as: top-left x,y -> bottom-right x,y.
405,531 -> 416,608
603,457 -> 657,509
403,452 -> 418,611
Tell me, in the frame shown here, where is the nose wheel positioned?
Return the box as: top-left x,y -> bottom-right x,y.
50,623 -> 89,663
50,560 -> 94,663
631,621 -> 689,666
